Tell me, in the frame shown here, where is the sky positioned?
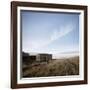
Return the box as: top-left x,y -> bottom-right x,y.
21,10 -> 80,54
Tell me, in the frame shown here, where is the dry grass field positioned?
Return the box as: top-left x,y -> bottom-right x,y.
22,56 -> 79,77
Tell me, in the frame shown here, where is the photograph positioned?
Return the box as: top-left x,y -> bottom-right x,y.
21,10 -> 80,78
11,1 -> 87,88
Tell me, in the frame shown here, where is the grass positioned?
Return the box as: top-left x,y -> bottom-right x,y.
22,56 -> 79,77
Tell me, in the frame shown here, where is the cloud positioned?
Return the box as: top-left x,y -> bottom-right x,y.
51,24 -> 74,41
28,23 -> 74,51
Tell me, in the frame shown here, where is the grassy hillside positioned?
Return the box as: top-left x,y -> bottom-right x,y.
22,56 -> 79,77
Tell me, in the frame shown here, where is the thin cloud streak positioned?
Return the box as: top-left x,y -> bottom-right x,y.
51,24 -> 74,41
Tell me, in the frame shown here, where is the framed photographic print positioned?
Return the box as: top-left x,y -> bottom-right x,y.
11,1 -> 88,89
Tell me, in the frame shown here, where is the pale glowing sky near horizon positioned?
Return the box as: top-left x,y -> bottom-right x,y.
21,10 -> 80,54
